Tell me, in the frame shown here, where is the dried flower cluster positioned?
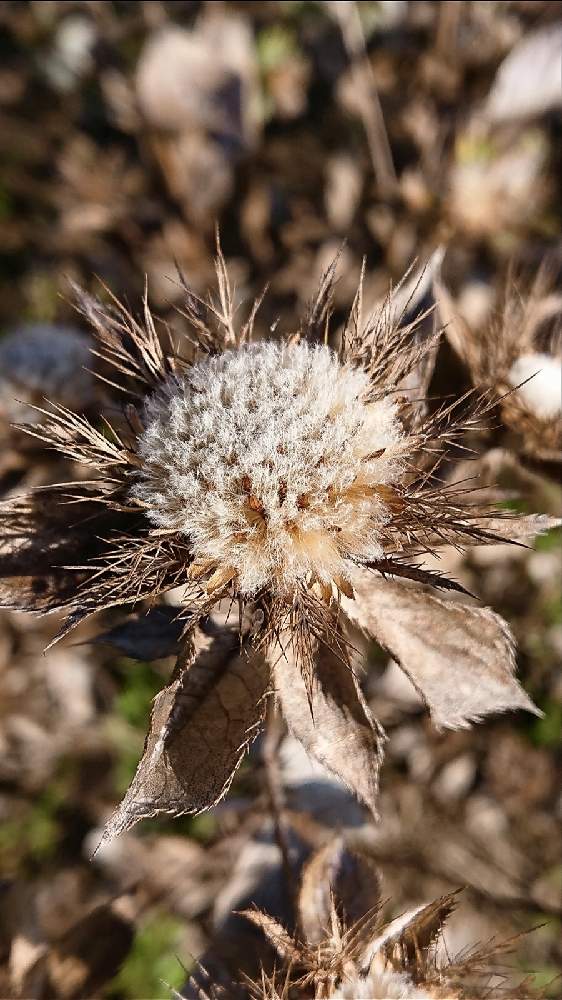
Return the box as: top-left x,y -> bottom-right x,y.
435,265 -> 562,470
0,250 -> 558,847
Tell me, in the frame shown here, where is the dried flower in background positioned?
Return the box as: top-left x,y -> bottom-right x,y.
237,839 -> 541,999
0,4 -> 560,997
435,261 -> 562,471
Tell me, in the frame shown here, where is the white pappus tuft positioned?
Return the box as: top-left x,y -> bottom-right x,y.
134,341 -> 405,596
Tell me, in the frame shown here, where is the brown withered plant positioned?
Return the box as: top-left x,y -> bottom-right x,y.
0,247 -> 558,844
434,262 -> 562,472
240,839 -> 541,1000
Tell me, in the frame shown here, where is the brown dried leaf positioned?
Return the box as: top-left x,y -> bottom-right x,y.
433,267 -> 482,375
273,638 -> 386,819
298,838 -> 381,946
344,570 -> 540,730
46,903 -> 134,1000
99,625 -> 269,844
93,606 -> 184,660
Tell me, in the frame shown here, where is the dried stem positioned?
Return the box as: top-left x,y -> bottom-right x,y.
333,1 -> 397,197
435,1 -> 464,60
262,702 -> 297,909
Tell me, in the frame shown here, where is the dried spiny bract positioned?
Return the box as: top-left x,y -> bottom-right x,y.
134,343 -> 404,596
0,252 -> 558,842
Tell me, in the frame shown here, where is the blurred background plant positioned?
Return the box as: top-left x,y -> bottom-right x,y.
0,1 -> 560,997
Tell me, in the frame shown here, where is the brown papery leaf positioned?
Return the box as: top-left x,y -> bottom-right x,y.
0,490 -> 117,613
273,638 -> 386,819
343,570 -> 541,730
93,606 -> 184,660
298,838 -> 381,947
99,623 -> 269,845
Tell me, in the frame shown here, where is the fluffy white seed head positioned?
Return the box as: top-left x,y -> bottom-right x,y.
134,342 -> 405,596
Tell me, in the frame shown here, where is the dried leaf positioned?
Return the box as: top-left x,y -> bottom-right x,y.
433,267 -> 481,374
93,606 -> 184,660
343,570 -> 540,730
99,625 -> 269,844
298,839 -> 381,946
273,638 -> 386,819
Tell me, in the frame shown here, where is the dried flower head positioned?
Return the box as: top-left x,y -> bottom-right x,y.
134,342 -> 404,596
434,262 -> 562,470
0,248 -> 558,843
241,839 -> 540,1000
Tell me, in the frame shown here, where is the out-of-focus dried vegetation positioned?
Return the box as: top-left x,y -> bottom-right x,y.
0,2 -> 560,998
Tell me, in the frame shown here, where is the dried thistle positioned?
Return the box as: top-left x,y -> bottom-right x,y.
241,839 -> 542,1000
434,261 -> 562,470
0,249 -> 558,843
